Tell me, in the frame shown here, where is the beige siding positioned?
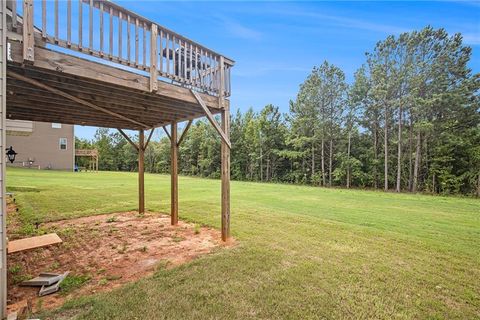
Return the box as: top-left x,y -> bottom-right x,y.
6,121 -> 74,170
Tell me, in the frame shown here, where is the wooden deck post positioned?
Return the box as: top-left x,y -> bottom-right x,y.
221,108 -> 230,241
0,1 -> 7,317
23,0 -> 34,62
149,24 -> 158,92
138,129 -> 145,214
171,121 -> 178,225
220,57 -> 230,241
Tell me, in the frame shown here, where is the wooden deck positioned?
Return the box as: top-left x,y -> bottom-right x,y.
75,149 -> 99,172
2,0 -> 233,234
5,0 -> 233,129
1,1 -> 233,317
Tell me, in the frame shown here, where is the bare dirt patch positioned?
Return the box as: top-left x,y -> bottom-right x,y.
7,210 -> 234,314
6,197 -> 21,237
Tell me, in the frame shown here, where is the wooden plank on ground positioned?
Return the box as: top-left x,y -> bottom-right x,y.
8,234 -> 62,254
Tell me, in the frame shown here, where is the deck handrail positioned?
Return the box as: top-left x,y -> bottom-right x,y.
6,0 -> 233,98
75,149 -> 98,157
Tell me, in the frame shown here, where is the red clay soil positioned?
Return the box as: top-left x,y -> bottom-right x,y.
6,210 -> 234,314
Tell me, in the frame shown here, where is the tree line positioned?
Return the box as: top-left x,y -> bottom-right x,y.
76,27 -> 480,196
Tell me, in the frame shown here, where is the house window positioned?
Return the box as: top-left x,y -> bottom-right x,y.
59,138 -> 67,150
52,123 -> 62,129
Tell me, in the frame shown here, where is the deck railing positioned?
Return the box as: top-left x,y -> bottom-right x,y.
75,149 -> 98,157
6,0 -> 233,97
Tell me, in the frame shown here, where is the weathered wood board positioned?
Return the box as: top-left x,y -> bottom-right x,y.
7,234 -> 62,254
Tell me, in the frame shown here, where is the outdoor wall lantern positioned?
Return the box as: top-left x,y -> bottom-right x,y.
6,146 -> 17,163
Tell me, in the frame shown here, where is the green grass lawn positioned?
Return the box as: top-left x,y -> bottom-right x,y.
6,167 -> 480,319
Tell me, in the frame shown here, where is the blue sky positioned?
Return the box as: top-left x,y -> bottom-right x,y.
75,0 -> 480,139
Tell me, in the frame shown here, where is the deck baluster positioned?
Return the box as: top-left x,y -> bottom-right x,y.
215,56 -> 219,93
208,53 -> 213,92
54,0 -> 58,42
99,1 -> 103,54
199,49 -> 203,89
135,18 -> 139,66
88,0 -> 93,51
159,30 -> 163,74
67,0 -> 72,45
42,0 -> 46,38
172,36 -> 176,78
184,41 -> 187,82
194,46 -> 198,87
109,6 -> 113,57
78,0 -> 82,49
143,22 -> 146,68
150,24 -> 158,92
189,43 -> 193,84
166,33 -> 170,75
118,11 -> 122,59
127,15 -> 131,64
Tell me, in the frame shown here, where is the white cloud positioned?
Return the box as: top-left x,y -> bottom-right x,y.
441,0 -> 480,8
462,33 -> 480,45
217,16 -> 262,41
267,6 -> 408,35
234,65 -> 311,77
313,13 -> 408,34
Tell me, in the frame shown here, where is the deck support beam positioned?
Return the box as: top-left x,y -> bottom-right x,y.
144,128 -> 155,150
138,129 -> 145,214
96,154 -> 99,172
170,121 -> 178,225
177,120 -> 193,147
191,89 -> 231,149
168,121 -> 194,226
162,126 -> 171,141
191,63 -> 231,241
117,129 -> 151,214
221,107 -> 230,241
219,57 -> 230,241
117,128 -> 139,151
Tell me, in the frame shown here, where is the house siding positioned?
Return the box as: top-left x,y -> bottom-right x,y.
6,119 -> 33,135
6,121 -> 75,170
